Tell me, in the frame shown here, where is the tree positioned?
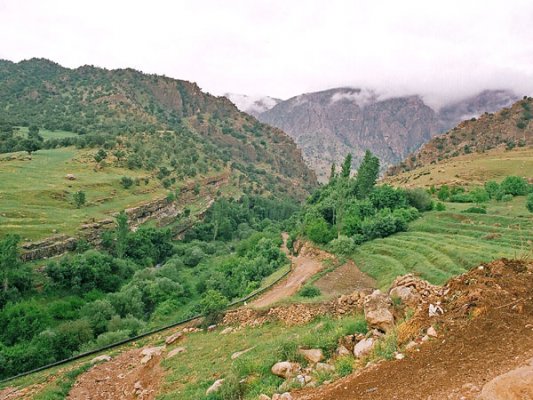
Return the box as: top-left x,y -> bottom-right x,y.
115,211 -> 129,258
341,154 -> 352,179
355,150 -> 379,198
0,234 -> 20,292
500,176 -> 528,196
113,150 -> 126,163
73,191 -> 86,208
120,176 -> 133,189
22,138 -> 41,155
200,289 -> 229,326
329,163 -> 336,182
94,149 -> 107,164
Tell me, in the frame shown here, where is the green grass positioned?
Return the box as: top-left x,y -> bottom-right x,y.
158,315 -> 366,400
0,147 -> 167,240
349,197 -> 533,288
15,126 -> 79,140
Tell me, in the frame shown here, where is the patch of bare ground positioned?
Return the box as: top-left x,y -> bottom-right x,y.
293,258 -> 533,400
67,347 -> 164,400
314,260 -> 376,298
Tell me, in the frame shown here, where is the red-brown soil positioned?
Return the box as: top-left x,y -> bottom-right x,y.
294,258 -> 533,400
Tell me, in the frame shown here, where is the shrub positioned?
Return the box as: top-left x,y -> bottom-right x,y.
527,193 -> 533,213
298,285 -> 321,298
369,185 -> 407,210
335,356 -> 354,377
500,176 -> 528,196
437,185 -> 450,201
434,202 -> 446,211
449,193 -> 473,203
470,188 -> 490,204
501,194 -> 513,202
200,290 -> 229,326
328,236 -> 356,256
462,207 -> 487,214
304,216 -> 335,244
484,181 -> 500,199
405,188 -> 433,211
120,176 -> 134,189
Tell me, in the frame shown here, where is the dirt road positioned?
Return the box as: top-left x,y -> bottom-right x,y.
250,235 -> 327,308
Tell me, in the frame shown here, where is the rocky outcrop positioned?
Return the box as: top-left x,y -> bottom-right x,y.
20,235 -> 77,261
479,364 -> 533,400
363,290 -> 395,332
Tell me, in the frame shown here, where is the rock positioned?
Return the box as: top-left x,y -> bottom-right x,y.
298,348 -> 324,364
479,365 -> 533,399
231,347 -> 254,360
259,395 -> 271,400
336,345 -> 351,356
206,379 -> 225,395
389,285 -> 420,306
207,324 -> 217,332
166,347 -> 186,358
363,290 -> 395,332
91,355 -> 111,364
65,174 -> 76,180
427,326 -> 438,337
280,393 -> 293,400
395,353 -> 405,360
271,361 -> 300,379
165,331 -> 183,345
353,338 -> 375,358
140,346 -> 165,364
405,341 -> 418,351
221,327 -> 234,335
421,335 -> 430,343
429,303 -> 444,317
316,362 -> 335,373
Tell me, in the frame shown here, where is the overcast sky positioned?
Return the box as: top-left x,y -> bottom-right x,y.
1,0 -> 533,106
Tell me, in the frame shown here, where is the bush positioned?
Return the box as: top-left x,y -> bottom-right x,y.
405,188 -> 433,211
449,193 -> 473,203
369,185 -> 407,210
434,202 -> 446,211
437,185 -> 450,201
470,188 -> 489,204
200,290 -> 229,326
335,356 -> 354,377
328,236 -> 356,256
304,216 -> 335,244
462,207 -> 487,214
120,176 -> 134,189
527,193 -> 533,213
501,194 -> 514,202
484,181 -> 500,199
298,285 -> 321,298
500,176 -> 528,196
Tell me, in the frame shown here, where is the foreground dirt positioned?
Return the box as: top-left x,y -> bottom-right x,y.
294,258 -> 533,400
67,348 -> 163,400
314,260 -> 376,298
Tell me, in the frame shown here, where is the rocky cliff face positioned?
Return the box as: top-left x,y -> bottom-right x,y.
257,88 -> 439,181
255,88 -> 519,182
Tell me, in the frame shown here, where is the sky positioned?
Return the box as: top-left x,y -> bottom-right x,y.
1,0 -> 533,107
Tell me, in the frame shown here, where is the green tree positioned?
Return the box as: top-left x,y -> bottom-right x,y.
120,176 -> 133,189
437,185 -> 450,201
115,211 -> 129,258
113,149 -> 126,162
329,163 -> 336,182
341,154 -> 352,178
200,289 -> 229,326
0,234 -> 20,292
22,138 -> 41,155
73,191 -> 86,208
94,149 -> 107,164
355,150 -> 379,198
500,176 -> 528,196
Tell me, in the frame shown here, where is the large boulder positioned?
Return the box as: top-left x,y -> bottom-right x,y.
165,331 -> 183,345
140,346 -> 165,364
479,365 -> 533,399
298,348 -> 324,364
388,274 -> 441,307
353,338 -> 375,358
271,361 -> 300,379
364,290 -> 395,332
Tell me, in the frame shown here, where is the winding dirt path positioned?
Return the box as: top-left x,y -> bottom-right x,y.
250,234 -> 327,308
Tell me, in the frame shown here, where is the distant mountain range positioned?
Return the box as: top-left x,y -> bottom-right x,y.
226,88 -> 519,181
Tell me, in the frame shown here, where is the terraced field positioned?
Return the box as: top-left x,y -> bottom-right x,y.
351,199 -> 533,288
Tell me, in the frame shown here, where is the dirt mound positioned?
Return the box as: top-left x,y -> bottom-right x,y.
294,258 -> 533,400
68,347 -> 163,400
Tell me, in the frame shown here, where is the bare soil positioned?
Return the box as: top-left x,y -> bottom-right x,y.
294,258 -> 533,400
314,260 -> 376,298
67,348 -> 163,400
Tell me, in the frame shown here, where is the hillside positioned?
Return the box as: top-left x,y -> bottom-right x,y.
0,59 -> 317,244
254,88 -> 518,182
0,58 -> 316,201
388,97 -> 533,176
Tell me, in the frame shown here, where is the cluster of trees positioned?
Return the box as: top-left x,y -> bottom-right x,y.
435,176 -> 532,204
0,124 -> 43,155
296,151 -> 432,250
0,195 -> 293,379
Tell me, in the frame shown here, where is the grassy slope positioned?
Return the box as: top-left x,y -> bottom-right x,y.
384,147 -> 533,189
0,147 -> 166,240
351,197 -> 532,289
